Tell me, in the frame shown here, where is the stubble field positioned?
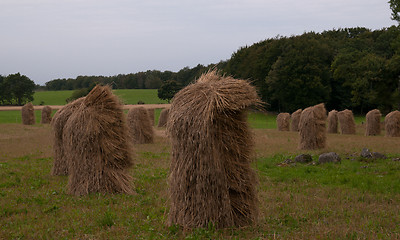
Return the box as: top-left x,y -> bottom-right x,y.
0,111 -> 399,239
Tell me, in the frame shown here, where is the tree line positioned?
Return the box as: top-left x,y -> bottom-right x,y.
0,73 -> 35,105
43,26 -> 400,114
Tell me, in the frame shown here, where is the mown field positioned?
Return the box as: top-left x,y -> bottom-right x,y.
32,89 -> 169,105
1,90 -> 399,239
0,122 -> 399,239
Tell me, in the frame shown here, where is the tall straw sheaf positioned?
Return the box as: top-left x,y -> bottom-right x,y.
21,102 -> 35,125
290,109 -> 302,132
276,113 -> 290,131
50,97 -> 85,176
63,85 -> 134,196
166,70 -> 260,229
147,108 -> 155,126
127,107 -> 154,144
385,110 -> 400,137
327,110 -> 338,134
365,109 -> 381,136
41,106 -> 52,124
157,108 -> 169,127
298,103 -> 327,150
338,109 -> 356,135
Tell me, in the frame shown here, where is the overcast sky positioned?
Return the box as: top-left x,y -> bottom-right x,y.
0,0 -> 396,85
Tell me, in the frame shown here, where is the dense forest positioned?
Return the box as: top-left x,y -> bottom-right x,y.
43,26 -> 400,114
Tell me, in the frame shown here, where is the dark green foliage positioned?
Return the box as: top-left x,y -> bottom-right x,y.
0,73 -> 35,106
65,83 -> 96,103
389,0 -> 400,23
157,80 -> 182,103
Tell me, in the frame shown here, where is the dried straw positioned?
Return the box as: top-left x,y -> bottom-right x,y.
327,110 -> 338,133
385,110 -> 400,137
166,70 -> 260,229
157,108 -> 169,127
298,103 -> 327,150
338,109 -> 356,134
276,113 -> 290,131
41,106 -> 52,124
21,102 -> 35,125
127,107 -> 154,144
50,97 -> 84,176
290,109 -> 302,132
365,109 -> 381,136
63,85 -> 134,196
147,108 -> 155,126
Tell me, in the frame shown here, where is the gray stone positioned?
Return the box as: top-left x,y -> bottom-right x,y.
295,154 -> 313,163
371,152 -> 387,159
318,152 -> 341,164
361,148 -> 372,158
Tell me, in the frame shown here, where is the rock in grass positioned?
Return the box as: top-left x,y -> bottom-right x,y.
361,148 -> 372,158
294,154 -> 313,163
318,152 -> 341,164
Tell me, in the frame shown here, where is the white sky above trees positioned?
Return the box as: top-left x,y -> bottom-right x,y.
0,0 -> 396,85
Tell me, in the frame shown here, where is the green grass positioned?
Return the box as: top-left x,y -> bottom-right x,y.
258,153 -> 400,194
0,110 -> 57,124
33,89 -> 168,105
1,148 -> 399,238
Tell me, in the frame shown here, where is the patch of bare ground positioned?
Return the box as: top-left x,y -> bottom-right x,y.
0,124 -> 53,159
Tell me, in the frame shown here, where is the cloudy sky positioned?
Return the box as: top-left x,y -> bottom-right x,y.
0,0 -> 396,85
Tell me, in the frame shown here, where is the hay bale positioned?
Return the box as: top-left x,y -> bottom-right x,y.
365,109 -> 381,136
298,103 -> 327,150
63,85 -> 134,196
385,110 -> 400,137
157,108 -> 169,127
327,110 -> 338,133
50,97 -> 85,176
337,109 -> 356,134
147,108 -> 155,126
290,109 -> 302,132
41,106 -> 52,124
276,113 -> 290,131
127,107 -> 154,144
21,102 -> 35,125
167,70 -> 260,229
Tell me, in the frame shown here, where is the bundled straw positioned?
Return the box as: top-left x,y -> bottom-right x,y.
41,106 -> 52,124
338,109 -> 356,134
290,109 -> 302,132
50,97 -> 85,176
127,107 -> 154,144
276,113 -> 290,131
147,108 -> 155,126
158,108 -> 169,127
63,85 -> 134,196
365,109 -> 381,136
327,110 -> 338,133
385,110 -> 400,137
167,70 -> 260,229
298,103 -> 327,150
21,102 -> 35,125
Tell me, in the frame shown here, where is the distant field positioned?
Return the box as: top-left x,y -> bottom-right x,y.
0,109 -> 274,128
33,89 -> 168,106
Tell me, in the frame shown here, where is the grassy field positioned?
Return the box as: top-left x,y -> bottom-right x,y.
0,121 -> 399,239
33,89 -> 168,105
0,110 -> 274,128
